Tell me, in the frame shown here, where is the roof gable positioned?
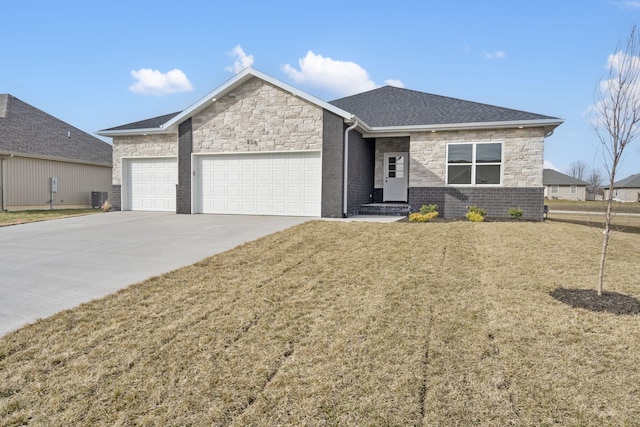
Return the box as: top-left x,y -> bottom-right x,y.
98,68 -> 353,137
543,169 -> 588,186
614,173 -> 640,188
0,95 -> 112,165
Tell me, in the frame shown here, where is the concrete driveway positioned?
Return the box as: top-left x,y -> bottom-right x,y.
0,212 -> 311,336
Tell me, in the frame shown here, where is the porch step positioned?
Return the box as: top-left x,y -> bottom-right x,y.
358,203 -> 410,216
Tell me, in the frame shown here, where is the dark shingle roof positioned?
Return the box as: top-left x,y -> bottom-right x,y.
543,169 -> 588,186
329,86 -> 560,127
613,173 -> 640,188
0,94 -> 112,165
102,111 -> 181,132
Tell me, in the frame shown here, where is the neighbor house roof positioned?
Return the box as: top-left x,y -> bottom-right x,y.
613,173 -> 640,188
0,94 -> 112,166
98,68 -> 563,137
330,86 -> 563,135
543,169 -> 588,186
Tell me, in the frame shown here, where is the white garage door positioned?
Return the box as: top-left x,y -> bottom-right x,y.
197,151 -> 321,216
127,158 -> 177,211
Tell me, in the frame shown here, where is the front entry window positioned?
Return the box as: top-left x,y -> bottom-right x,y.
387,155 -> 404,178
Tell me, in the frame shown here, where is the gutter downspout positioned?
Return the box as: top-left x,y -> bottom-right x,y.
342,119 -> 359,217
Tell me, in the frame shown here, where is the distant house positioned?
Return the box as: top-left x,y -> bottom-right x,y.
606,173 -> 640,202
543,169 -> 588,200
0,94 -> 112,211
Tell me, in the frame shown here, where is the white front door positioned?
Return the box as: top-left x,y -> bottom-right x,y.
383,152 -> 408,202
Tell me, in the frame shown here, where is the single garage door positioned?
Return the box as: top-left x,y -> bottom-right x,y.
196,151 -> 321,216
127,158 -> 177,211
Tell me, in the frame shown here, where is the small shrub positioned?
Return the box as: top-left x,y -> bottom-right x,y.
467,205 -> 487,217
508,207 -> 523,220
465,211 -> 485,222
466,205 -> 486,222
409,211 -> 439,222
419,204 -> 439,215
101,200 -> 112,212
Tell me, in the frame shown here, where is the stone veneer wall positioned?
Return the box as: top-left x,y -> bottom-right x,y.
111,133 -> 178,186
409,128 -> 545,187
377,127 -> 547,219
192,78 -> 323,153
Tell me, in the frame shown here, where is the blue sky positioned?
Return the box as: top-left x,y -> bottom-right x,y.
2,0 -> 639,179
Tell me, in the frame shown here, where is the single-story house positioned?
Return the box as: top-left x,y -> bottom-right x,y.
605,173 -> 640,202
0,94 -> 112,211
98,68 -> 563,220
543,169 -> 588,200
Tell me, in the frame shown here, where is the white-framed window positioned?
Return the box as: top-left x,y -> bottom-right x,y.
570,185 -> 577,194
551,185 -> 559,194
446,142 -> 502,185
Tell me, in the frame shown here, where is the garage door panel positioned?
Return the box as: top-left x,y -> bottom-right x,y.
197,152 -> 321,216
128,158 -> 177,212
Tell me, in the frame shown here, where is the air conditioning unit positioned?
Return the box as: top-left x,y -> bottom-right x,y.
91,191 -> 108,209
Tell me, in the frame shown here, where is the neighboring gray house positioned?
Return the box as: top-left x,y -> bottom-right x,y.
98,68 -> 563,220
0,94 -> 112,211
605,173 -> 640,202
543,169 -> 588,200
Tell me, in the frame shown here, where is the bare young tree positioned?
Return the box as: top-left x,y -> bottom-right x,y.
568,160 -> 588,181
592,24 -> 640,296
586,168 -> 604,197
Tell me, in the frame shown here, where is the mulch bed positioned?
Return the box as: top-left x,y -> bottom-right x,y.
550,288 -> 640,315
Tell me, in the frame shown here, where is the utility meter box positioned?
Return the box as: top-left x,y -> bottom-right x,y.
50,177 -> 58,193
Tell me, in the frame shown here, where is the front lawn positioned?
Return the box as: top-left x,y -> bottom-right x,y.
0,209 -> 100,226
1,220 -> 639,425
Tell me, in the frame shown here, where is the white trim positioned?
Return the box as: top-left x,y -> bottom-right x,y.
445,142 -> 504,187
362,119 -> 564,138
98,128 -> 175,137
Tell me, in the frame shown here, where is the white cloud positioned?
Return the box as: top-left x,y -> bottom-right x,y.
484,50 -> 506,59
384,79 -> 405,88
283,51 -> 379,97
129,68 -> 193,96
543,160 -> 559,170
614,1 -> 640,9
226,45 -> 254,73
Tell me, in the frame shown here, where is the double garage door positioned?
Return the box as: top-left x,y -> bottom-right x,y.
127,152 -> 321,216
196,151 -> 321,216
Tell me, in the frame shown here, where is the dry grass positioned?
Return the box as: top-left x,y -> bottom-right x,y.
1,220 -> 639,426
0,209 -> 99,226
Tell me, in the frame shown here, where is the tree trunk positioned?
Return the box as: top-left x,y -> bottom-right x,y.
597,198 -> 613,296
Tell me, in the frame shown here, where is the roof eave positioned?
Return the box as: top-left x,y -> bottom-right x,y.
361,118 -> 564,138
96,127 -> 175,137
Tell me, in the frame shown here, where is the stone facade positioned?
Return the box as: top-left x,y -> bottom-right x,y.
408,128 -> 545,188
111,133 -> 178,185
192,78 -> 324,154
